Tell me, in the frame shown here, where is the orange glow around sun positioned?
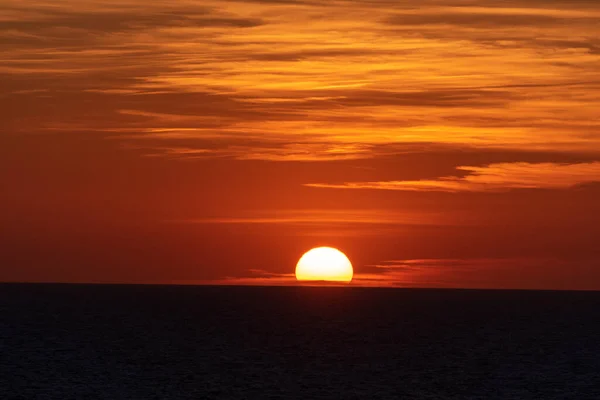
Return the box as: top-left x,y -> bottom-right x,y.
295,247 -> 353,283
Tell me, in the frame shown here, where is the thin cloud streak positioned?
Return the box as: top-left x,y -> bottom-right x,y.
165,209 -> 458,226
215,258 -> 599,290
306,162 -> 600,192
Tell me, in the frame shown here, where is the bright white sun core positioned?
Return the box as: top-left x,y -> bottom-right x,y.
295,247 -> 353,283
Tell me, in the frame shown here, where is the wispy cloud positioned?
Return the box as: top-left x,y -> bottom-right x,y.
2,0 -> 599,160
165,209 -> 457,226
352,258 -> 595,290
306,162 -> 600,192
215,258 -> 598,290
214,269 -> 297,286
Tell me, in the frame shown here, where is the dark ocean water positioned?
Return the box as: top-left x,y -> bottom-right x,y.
1,284 -> 600,399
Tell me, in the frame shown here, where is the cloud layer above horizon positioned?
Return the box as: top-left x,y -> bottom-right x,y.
2,0 -> 599,166
307,162 -> 600,192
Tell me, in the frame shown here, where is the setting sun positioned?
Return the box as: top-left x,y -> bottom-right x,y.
295,247 -> 353,283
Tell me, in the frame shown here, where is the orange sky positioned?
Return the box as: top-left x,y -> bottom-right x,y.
1,0 -> 599,289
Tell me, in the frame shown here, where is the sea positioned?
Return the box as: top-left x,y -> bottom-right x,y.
1,284 -> 600,399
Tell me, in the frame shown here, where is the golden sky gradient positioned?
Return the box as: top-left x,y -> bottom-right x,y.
1,0 -> 599,289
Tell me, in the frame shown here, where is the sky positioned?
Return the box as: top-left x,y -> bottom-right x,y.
1,0 -> 599,289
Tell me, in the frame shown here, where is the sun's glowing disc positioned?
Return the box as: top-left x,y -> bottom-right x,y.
295,247 -> 353,283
